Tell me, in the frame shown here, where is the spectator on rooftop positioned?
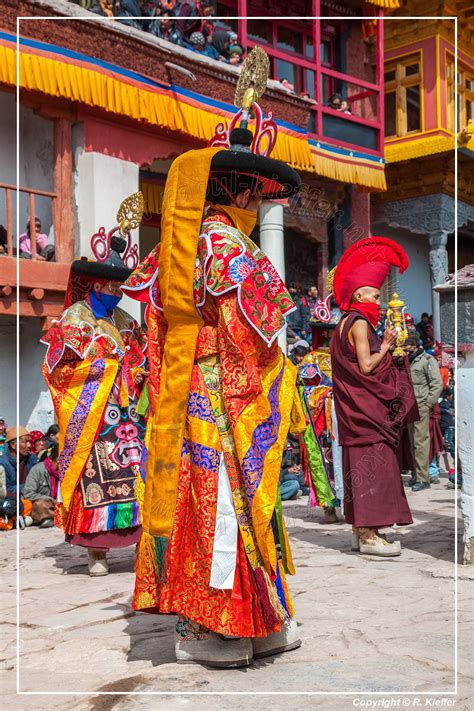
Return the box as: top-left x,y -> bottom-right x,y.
227,44 -> 244,65
175,0 -> 201,40
196,0 -> 216,41
340,99 -> 352,114
185,31 -> 219,59
298,90 -> 316,104
141,0 -> 171,15
327,93 -> 342,110
211,29 -> 232,61
116,0 -> 144,30
280,78 -> 295,92
150,11 -> 183,43
80,0 -> 118,16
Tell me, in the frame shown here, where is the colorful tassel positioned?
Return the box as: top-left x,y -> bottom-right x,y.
278,559 -> 295,618
254,566 -> 287,630
115,501 -> 133,529
155,536 -> 168,578
254,567 -> 280,630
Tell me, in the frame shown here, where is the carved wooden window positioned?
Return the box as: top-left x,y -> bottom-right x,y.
446,57 -> 455,132
446,56 -> 474,132
384,53 -> 422,137
458,66 -> 474,131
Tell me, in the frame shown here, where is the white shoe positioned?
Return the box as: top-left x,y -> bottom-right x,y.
252,619 -> 301,659
359,536 -> 401,557
87,549 -> 109,576
175,632 -> 253,668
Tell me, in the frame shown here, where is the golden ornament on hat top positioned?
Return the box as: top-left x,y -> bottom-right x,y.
90,191 -> 144,270
326,266 -> 336,294
116,191 -> 144,235
234,46 -> 270,114
209,46 -> 277,156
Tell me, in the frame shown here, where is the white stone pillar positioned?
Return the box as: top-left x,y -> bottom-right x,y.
428,231 -> 449,342
458,351 -> 474,564
259,201 -> 286,350
73,145 -> 141,322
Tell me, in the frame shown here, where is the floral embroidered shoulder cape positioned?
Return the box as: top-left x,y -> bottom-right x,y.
123,211 -> 295,346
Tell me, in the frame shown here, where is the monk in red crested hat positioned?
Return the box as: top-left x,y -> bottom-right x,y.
329,237 -> 419,556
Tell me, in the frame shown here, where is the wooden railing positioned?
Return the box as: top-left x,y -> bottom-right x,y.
0,182 -> 57,260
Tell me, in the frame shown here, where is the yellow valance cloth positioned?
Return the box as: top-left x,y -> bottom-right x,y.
0,41 -> 315,174
140,180 -> 165,215
385,134 -> 455,163
365,0 -> 400,8
314,153 -> 387,191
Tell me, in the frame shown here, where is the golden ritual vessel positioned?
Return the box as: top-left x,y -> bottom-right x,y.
386,292 -> 409,357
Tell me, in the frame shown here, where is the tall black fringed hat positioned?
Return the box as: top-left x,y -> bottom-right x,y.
64,192 -> 143,307
207,47 -> 301,200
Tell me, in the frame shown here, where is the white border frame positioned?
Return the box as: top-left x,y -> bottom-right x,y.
15,11 -> 459,698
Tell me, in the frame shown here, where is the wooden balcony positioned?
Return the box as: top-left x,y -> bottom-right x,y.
0,181 -> 71,327
0,256 -> 69,327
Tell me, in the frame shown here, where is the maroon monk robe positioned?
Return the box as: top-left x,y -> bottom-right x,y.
429,404 -> 444,462
330,311 -> 419,528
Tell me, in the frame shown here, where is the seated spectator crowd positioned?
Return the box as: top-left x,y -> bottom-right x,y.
72,1 -> 245,65
0,424 -> 60,530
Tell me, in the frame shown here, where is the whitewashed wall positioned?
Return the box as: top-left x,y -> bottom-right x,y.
0,317 -> 16,428
371,224 -> 433,322
73,125 -> 141,321
458,351 -> 474,564
20,318 -> 54,432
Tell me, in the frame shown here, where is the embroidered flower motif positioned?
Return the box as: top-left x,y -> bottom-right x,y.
259,260 -> 282,298
228,254 -> 256,283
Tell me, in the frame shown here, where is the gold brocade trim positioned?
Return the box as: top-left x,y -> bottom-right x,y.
134,474 -> 145,510
187,416 -> 221,453
384,135 -> 455,163
198,355 -> 264,572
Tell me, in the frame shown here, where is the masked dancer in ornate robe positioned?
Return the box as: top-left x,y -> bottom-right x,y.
42,196 -> 148,576
122,63 -> 310,667
329,238 -> 419,557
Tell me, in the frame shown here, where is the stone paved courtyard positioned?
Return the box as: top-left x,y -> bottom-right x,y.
2,478 -> 473,710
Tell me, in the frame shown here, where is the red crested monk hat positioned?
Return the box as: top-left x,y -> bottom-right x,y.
330,237 -> 409,311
